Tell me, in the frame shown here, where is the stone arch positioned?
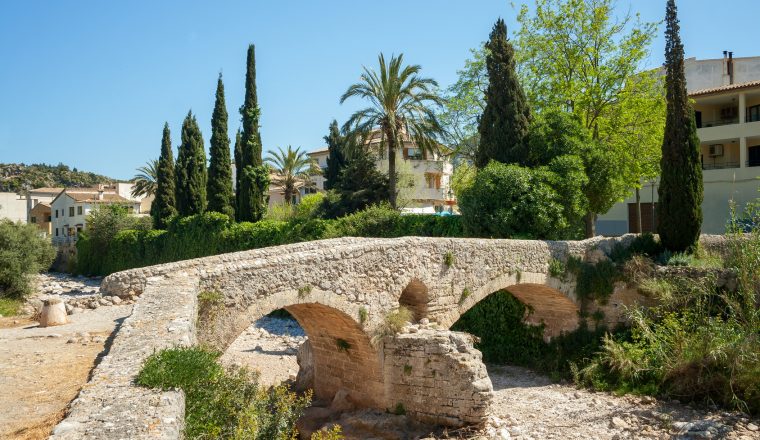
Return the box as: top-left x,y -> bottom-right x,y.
198,290 -> 385,409
399,279 -> 429,322
442,272 -> 580,339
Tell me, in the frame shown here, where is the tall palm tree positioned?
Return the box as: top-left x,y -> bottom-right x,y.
265,146 -> 313,204
131,159 -> 158,198
341,53 -> 445,208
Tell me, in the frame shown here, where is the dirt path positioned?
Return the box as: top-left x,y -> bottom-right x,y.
0,305 -> 131,440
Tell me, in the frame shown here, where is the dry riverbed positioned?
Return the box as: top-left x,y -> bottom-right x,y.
2,273 -> 759,440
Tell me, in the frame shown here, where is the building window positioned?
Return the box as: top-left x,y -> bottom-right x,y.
55,209 -> 58,218
748,105 -> 760,123
31,216 -> 37,224
425,173 -> 442,189
69,207 -> 75,217
77,206 -> 82,215
55,228 -> 59,236
46,215 -> 52,222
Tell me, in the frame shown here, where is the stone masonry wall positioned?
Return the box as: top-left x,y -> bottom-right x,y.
382,325 -> 493,427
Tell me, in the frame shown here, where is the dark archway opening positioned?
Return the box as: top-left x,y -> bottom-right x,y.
399,279 -> 429,322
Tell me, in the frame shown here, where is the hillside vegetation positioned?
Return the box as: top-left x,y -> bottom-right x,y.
0,163 -> 114,193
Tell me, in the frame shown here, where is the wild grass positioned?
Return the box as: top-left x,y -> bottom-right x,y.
0,297 -> 23,316
372,306 -> 413,345
574,229 -> 760,414
137,347 -> 310,439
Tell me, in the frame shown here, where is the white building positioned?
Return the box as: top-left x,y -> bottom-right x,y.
25,187 -> 64,223
0,192 -> 27,223
597,53 -> 760,235
308,132 -> 455,213
50,186 -> 141,245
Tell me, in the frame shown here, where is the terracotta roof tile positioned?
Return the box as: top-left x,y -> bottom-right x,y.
690,80 -> 760,97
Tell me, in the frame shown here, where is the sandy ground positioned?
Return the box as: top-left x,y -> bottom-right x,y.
0,305 -> 131,440
220,315 -> 306,386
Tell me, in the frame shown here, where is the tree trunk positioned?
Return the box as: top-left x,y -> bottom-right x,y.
387,132 -> 397,209
635,187 -> 642,233
584,212 -> 597,238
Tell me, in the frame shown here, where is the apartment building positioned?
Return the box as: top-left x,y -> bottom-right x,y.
308,132 -> 455,213
597,53 -> 760,235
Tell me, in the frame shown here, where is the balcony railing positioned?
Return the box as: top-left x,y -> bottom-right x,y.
702,162 -> 739,170
699,117 -> 739,128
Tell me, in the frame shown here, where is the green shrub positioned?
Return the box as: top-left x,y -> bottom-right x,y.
76,206 -> 464,276
137,347 -> 310,439
575,231 -> 760,414
0,297 -> 23,316
458,162 -> 571,239
0,220 -> 56,298
565,257 -> 621,302
452,290 -> 610,379
610,233 -> 664,263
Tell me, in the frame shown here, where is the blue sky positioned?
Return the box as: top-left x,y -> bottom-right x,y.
1,0 -> 758,180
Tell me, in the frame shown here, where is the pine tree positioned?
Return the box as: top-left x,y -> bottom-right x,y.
175,111 -> 208,216
151,123 -> 177,228
236,44 -> 269,222
323,119 -> 346,190
475,19 -> 531,168
207,73 -> 235,218
657,0 -> 703,252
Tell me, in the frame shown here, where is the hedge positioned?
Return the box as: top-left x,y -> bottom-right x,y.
76,207 -> 463,276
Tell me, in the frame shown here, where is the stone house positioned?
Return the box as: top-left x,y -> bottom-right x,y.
29,202 -> 52,235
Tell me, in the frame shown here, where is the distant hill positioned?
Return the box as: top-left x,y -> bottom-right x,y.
0,163 -> 116,193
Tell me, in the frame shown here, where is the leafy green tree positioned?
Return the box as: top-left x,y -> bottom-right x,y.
151,123 -> 178,228
458,162 -> 572,239
237,44 -> 269,222
475,19 -> 531,168
341,53 -> 445,208
323,120 -> 346,190
440,48 -> 487,163
207,74 -> 235,218
0,220 -> 56,298
514,0 -> 661,236
657,0 -> 703,252
265,146 -> 313,205
175,111 -> 208,216
131,159 -> 158,198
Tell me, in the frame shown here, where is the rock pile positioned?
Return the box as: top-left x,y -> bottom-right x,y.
20,272 -> 138,317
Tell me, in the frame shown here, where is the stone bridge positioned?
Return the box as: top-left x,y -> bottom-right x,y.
51,235 -> 638,439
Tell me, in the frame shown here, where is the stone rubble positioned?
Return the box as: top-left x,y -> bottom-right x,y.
20,272 -> 139,317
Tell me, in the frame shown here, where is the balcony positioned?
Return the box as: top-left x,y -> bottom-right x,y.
702,161 -> 739,170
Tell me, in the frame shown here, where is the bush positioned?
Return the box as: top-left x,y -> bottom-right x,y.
458,162 -> 570,239
575,231 -> 760,414
452,290 -> 611,379
0,220 -> 56,298
137,347 -> 310,439
76,206 -> 465,276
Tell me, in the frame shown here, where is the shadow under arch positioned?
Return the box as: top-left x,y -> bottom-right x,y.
198,292 -> 385,409
443,271 -> 580,340
399,279 -> 429,322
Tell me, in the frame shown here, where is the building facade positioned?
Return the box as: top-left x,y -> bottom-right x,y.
0,192 -> 27,223
308,133 -> 455,213
50,186 -> 141,245
597,53 -> 760,235
29,202 -> 52,235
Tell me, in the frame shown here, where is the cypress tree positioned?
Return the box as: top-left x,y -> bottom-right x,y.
236,44 -> 269,222
657,0 -> 703,252
323,119 -> 346,190
233,129 -> 242,195
475,18 -> 531,168
151,123 -> 177,228
207,73 -> 235,218
175,111 -> 208,216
